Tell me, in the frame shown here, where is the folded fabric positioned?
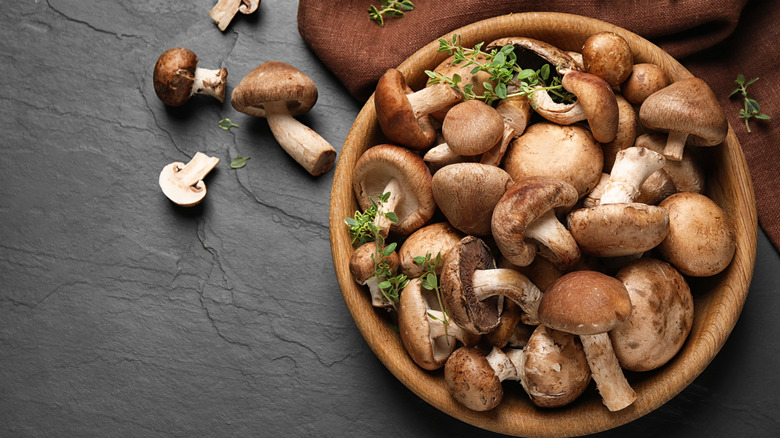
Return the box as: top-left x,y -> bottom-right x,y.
298,0 -> 780,252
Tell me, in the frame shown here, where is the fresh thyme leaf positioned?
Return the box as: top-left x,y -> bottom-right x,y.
218,118 -> 239,130
730,74 -> 771,133
229,156 -> 250,169
368,1 -> 415,27
415,252 -> 450,342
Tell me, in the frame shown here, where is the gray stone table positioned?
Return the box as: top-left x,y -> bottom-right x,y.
1,1 -> 778,437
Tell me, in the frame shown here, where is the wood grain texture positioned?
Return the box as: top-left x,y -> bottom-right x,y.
328,12 -> 757,437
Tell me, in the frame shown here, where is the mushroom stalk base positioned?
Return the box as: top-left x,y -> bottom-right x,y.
471,268 -> 543,325
524,209 -> 581,270
192,67 -> 227,103
600,147 -> 666,205
663,130 -> 689,161
580,332 -> 636,411
264,100 -> 337,176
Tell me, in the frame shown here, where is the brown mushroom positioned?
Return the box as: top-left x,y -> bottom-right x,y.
231,61 -> 336,176
560,70 -> 620,143
638,77 -> 728,161
444,345 -> 524,411
633,133 -> 706,204
398,222 -> 465,278
209,0 -> 260,32
153,48 -> 227,106
427,52 -> 494,121
158,152 -> 220,207
352,144 -> 435,237
601,95 -> 639,173
581,32 -> 634,87
621,63 -> 669,106
349,242 -> 401,308
442,100 -> 506,156
538,270 -> 636,411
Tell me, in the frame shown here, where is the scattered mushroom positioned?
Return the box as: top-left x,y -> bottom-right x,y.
581,31 -> 633,87
349,242 -> 401,308
153,48 -> 227,106
231,61 -> 337,176
209,0 -> 260,31
158,152 -> 220,207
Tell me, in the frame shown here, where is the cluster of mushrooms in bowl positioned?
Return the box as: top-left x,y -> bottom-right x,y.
329,13 -> 756,437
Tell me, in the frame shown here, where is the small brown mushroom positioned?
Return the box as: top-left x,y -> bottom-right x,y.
621,63 -> 669,106
442,100 -> 505,156
158,152 -> 220,207
349,242 -> 401,308
560,70 -> 620,143
428,53 -> 494,121
444,345 -> 524,411
153,48 -> 227,106
581,32 -> 634,87
398,222 -> 464,278
209,0 -> 260,32
633,133 -> 706,204
231,61 -> 336,176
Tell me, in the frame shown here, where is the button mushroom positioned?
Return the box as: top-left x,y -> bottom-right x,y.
621,63 -> 669,106
352,144 -> 435,237
349,242 -> 401,308
633,133 -> 706,204
231,61 -> 337,176
209,0 -> 260,31
581,31 -> 634,87
427,52 -> 494,121
442,100 -> 506,156
375,68 -> 461,150
397,222 -> 464,278
638,77 -> 728,161
158,152 -> 220,207
538,270 -> 636,411
491,176 -> 581,270
153,48 -> 227,106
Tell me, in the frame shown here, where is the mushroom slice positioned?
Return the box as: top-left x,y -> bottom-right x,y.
639,77 -> 728,161
352,144 -> 435,237
492,176 -> 581,270
159,152 -> 220,207
349,242 -> 400,308
210,0 -> 260,32
153,48 -> 227,106
538,270 -> 636,411
231,61 -> 336,176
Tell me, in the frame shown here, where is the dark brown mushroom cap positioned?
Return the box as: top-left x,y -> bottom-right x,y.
440,236 -> 501,334
444,346 -> 504,411
398,222 -> 465,278
567,203 -> 670,257
639,77 -> 728,147
538,270 -> 632,336
352,144 -> 435,236
231,61 -> 318,118
522,325 -> 591,408
486,37 -> 580,74
491,176 -> 580,268
561,70 -> 619,143
610,258 -> 694,372
374,68 -> 437,150
442,100 -> 505,156
153,48 -> 199,106
581,32 -> 634,87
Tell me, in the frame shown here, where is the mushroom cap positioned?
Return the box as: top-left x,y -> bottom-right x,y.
352,144 -> 435,236
538,270 -> 632,336
398,278 -> 458,370
581,31 -> 634,87
610,258 -> 694,372
491,176 -> 580,269
658,192 -> 736,276
444,346 -> 504,411
231,61 -> 318,118
348,242 -> 400,285
561,70 -> 620,143
483,300 -> 523,348
442,100 -> 505,156
153,47 -> 199,106
440,236 -> 501,334
567,203 -> 669,257
432,163 -> 514,236
621,63 -> 669,106
638,77 -> 728,147
522,325 -> 591,408
601,95 -> 639,173
374,68 -> 437,150
503,122 -> 603,198
398,222 -> 465,278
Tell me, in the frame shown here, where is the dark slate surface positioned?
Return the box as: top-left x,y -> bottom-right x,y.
1,1 -> 778,437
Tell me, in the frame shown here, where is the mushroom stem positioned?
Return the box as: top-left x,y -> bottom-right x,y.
374,177 -> 404,236
480,123 -> 516,166
174,152 -> 220,187
486,346 -> 523,382
426,309 -> 474,347
192,67 -> 228,102
210,0 -> 259,31
471,268 -> 543,325
580,332 -> 636,411
159,152 -> 220,207
600,147 -> 666,205
262,100 -> 337,176
406,83 -> 461,119
423,143 -> 461,164
663,131 -> 689,161
524,209 -> 581,269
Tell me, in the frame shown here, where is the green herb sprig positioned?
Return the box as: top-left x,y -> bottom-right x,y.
413,252 -> 451,342
218,118 -> 239,130
730,74 -> 770,133
368,1 -> 415,27
229,156 -> 250,169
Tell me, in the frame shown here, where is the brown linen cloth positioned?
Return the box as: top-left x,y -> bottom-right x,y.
298,0 -> 780,251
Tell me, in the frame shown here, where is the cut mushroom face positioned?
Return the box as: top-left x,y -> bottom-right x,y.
209,0 -> 260,31
159,152 -> 220,207
610,258 -> 694,371
352,144 -> 435,237
491,176 -> 581,270
538,270 -> 636,411
231,61 -> 336,176
153,48 -> 227,106
349,242 -> 400,308
398,222 -> 464,278
375,68 -> 461,150
581,32 -> 634,87
639,77 -> 728,161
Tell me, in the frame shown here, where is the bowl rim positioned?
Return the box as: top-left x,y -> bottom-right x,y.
329,11 -> 758,437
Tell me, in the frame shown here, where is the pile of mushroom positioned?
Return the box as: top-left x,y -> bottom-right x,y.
347,31 -> 736,412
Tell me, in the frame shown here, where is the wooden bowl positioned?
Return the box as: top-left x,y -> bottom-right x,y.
329,12 -> 757,437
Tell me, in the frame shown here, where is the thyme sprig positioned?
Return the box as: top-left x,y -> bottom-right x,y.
730,74 -> 771,133
368,1 -> 415,27
414,252 -> 450,342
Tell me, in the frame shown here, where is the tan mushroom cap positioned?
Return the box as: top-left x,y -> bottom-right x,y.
491,176 -> 581,270
444,346 -> 505,411
153,47 -> 227,106
352,144 -> 435,236
621,63 -> 669,106
398,222 -> 465,278
503,122 -> 603,198
610,258 -> 694,372
432,163 -> 513,236
428,52 -> 494,121
231,61 -> 317,117
442,100 -> 505,156
539,270 -> 632,336
581,31 -> 634,87
567,203 -> 669,257
658,192 -> 736,276
561,70 -> 619,143
522,325 -> 591,408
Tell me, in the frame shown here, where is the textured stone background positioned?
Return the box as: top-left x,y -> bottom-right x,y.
1,1 -> 778,437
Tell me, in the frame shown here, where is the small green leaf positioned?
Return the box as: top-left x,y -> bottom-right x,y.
413,255 -> 427,264
218,118 -> 239,130
230,156 -> 250,169
378,280 -> 392,290
384,211 -> 399,223
735,74 -> 745,85
755,114 -> 772,120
